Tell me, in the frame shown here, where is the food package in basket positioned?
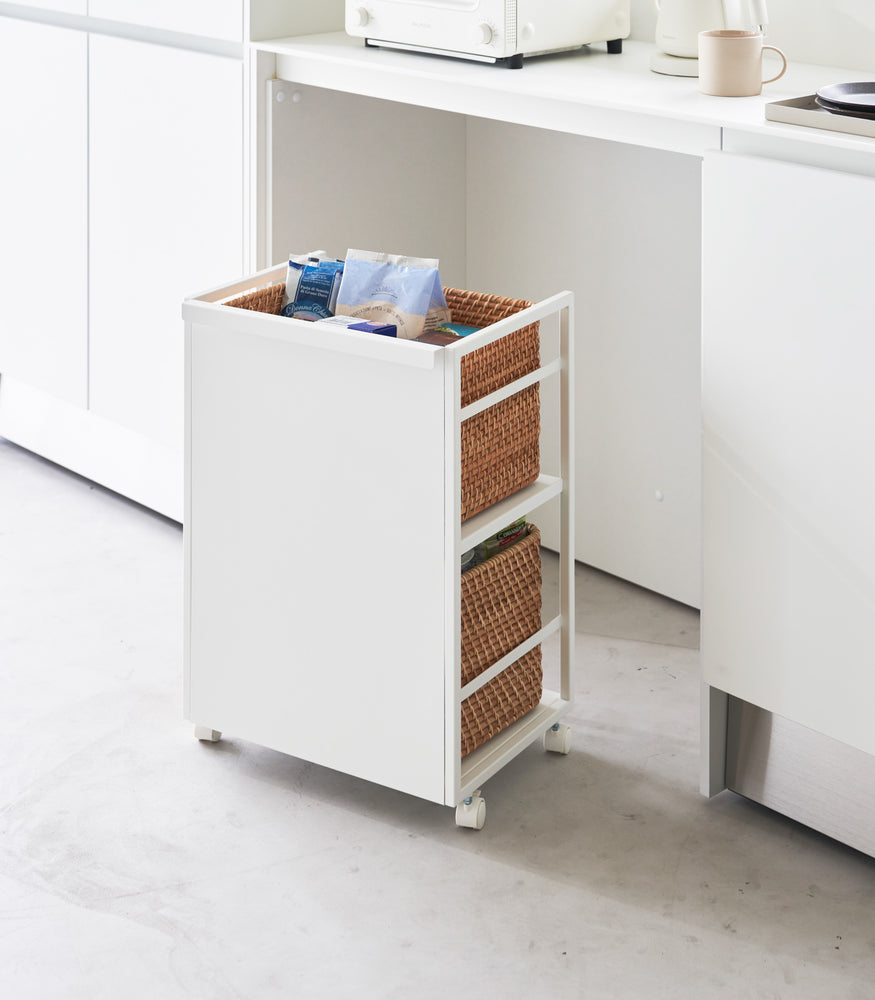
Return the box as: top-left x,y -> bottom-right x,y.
280,251 -> 344,321
335,249 -> 451,339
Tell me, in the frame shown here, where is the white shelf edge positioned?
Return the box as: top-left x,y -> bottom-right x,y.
460,474 -> 562,549
460,617 -> 561,702
256,33 -> 875,157
460,358 -> 561,422
459,690 -> 572,800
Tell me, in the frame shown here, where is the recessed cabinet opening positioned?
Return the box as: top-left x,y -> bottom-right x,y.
266,78 -> 702,604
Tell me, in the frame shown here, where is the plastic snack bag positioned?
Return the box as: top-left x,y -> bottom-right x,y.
335,249 -> 451,340
460,518 -> 527,573
280,251 -> 344,321
433,322 -> 480,337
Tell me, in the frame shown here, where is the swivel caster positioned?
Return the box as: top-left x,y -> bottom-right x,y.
455,790 -> 486,830
544,722 -> 571,754
194,725 -> 222,742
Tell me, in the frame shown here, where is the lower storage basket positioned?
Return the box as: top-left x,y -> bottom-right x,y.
460,524 -> 542,757
224,281 -> 540,522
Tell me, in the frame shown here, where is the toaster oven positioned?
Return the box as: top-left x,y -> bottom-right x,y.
345,0 -> 631,67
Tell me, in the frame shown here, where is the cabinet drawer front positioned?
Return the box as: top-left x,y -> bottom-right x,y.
87,0 -> 243,42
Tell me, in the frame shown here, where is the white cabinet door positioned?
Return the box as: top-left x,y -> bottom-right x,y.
88,35 -> 244,452
0,18 -> 87,405
87,0 -> 243,42
702,151 -> 875,756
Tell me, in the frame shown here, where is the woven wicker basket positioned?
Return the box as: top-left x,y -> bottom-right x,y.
460,524 -> 542,758
224,282 -> 540,522
444,288 -> 540,521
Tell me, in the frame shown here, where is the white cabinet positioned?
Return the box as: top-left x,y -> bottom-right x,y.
0,12 -> 247,520
0,18 -> 87,405
702,150 -> 875,756
88,34 -> 244,453
87,0 -> 243,42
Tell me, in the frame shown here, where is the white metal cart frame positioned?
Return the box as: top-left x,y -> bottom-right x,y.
183,264 -> 574,828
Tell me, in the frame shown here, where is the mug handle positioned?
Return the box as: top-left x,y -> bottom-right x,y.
762,45 -> 787,85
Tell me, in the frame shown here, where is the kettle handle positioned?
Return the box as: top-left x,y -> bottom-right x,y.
722,0 -> 771,29
750,0 -> 770,28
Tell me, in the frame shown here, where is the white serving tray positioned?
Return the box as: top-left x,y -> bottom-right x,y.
766,95 -> 875,140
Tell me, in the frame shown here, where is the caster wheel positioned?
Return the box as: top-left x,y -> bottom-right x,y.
544,722 -> 571,754
194,725 -> 222,742
455,791 -> 486,830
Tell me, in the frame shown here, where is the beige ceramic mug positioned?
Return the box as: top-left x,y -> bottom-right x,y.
698,29 -> 787,97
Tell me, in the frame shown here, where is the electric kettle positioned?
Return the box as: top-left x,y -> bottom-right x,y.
651,0 -> 769,75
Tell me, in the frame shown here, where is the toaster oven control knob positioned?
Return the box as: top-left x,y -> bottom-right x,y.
353,6 -> 370,27
474,22 -> 494,45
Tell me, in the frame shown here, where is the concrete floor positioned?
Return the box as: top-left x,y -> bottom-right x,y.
1,436 -> 874,999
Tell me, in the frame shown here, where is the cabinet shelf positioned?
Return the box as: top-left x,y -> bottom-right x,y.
460,474 -> 563,550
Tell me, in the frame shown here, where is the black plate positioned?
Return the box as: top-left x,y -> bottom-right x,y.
814,93 -> 875,119
816,81 -> 875,111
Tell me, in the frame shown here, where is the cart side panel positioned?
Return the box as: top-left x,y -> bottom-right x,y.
187,319 -> 448,803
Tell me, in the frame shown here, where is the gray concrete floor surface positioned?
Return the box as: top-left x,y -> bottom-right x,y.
1,437 -> 873,999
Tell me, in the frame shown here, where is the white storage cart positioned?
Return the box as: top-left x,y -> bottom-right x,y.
182,263 -> 574,829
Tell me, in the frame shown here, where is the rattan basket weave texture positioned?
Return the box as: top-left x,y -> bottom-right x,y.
226,282 -> 285,314
224,282 -> 540,521
443,287 -> 540,521
460,524 -> 542,758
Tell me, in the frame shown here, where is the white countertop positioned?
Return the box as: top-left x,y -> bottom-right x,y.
258,32 -> 875,157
